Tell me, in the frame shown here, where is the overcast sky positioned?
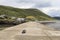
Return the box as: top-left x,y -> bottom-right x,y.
0,0 -> 60,17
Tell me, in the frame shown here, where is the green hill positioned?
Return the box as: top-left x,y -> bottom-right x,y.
0,5 -> 54,21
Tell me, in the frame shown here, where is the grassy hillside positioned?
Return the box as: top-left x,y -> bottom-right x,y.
0,5 -> 54,21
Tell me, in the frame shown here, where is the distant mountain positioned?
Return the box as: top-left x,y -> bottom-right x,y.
54,17 -> 60,20
0,5 -> 54,21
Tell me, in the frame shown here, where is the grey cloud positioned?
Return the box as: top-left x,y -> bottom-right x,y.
16,0 -> 51,8
48,10 -> 60,17
34,2 -> 51,8
0,0 -> 60,8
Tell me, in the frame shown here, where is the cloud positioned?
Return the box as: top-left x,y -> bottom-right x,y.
48,10 -> 60,17
0,0 -> 60,8
17,0 -> 51,8
51,0 -> 60,7
34,2 -> 51,8
40,7 -> 60,17
0,0 -> 51,8
0,0 -> 35,8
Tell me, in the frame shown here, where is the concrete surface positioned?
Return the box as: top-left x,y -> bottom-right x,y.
0,22 -> 60,40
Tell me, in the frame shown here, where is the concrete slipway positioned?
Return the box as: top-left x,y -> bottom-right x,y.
0,22 -> 60,40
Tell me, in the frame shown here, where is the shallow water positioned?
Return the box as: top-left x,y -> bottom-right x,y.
43,21 -> 60,30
